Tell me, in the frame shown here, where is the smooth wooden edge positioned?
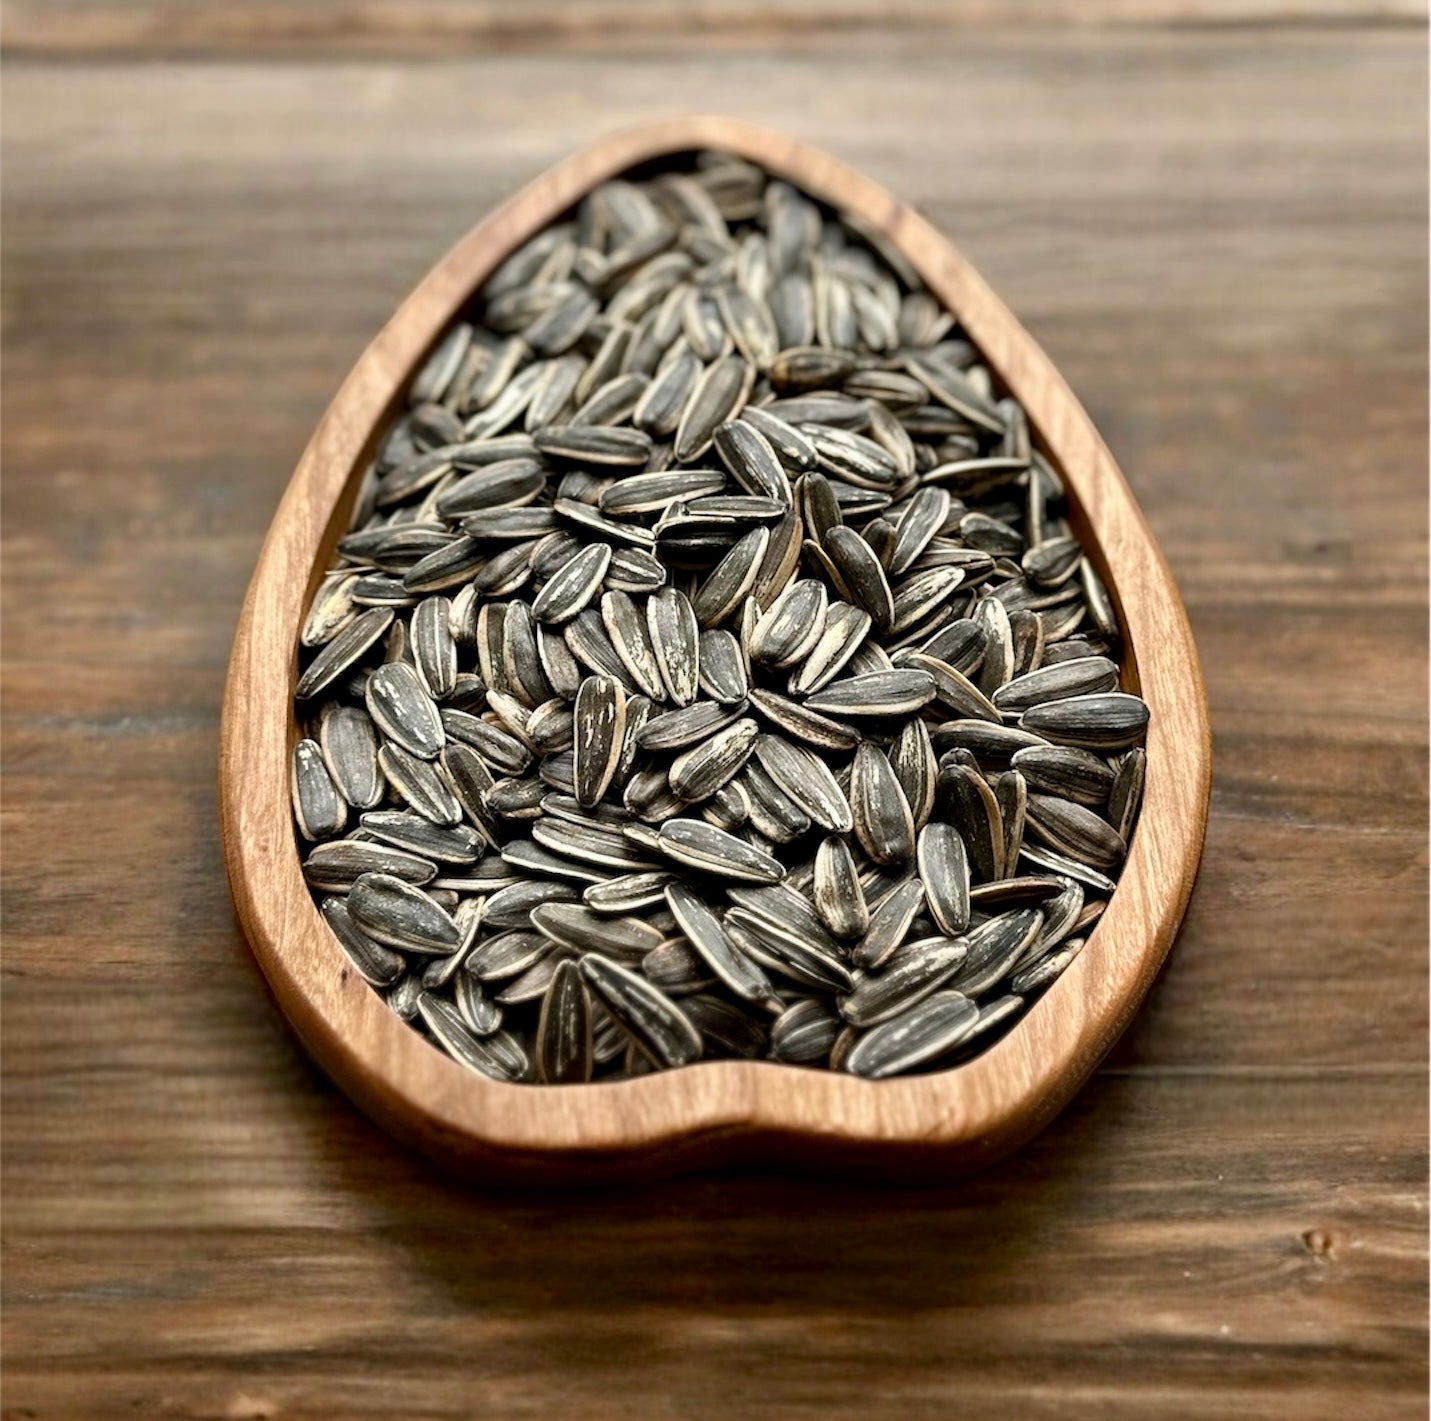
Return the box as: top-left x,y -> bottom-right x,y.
220,115 -> 1212,1182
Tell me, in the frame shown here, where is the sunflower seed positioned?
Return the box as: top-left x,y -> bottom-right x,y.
917,822 -> 970,936
665,883 -> 780,1008
1109,747 -> 1147,843
654,818 -> 785,884
675,355 -> 752,462
845,990 -> 979,1079
573,674 -> 627,808
1020,693 -> 1149,751
641,586 -> 698,705
754,733 -> 852,833
578,954 -> 703,1068
321,896 -> 405,986
805,669 -> 936,718
813,834 -> 869,940
348,873 -> 461,954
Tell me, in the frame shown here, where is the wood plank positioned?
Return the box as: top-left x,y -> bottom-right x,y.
3,0 -> 1425,63
2,21 -> 1425,1417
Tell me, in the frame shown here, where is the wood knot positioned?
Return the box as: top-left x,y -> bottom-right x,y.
1301,1227 -> 1340,1260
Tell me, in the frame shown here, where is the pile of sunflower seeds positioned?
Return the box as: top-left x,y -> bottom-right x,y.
292,151 -> 1149,1084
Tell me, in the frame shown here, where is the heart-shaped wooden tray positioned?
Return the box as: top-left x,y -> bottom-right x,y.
220,117 -> 1211,1182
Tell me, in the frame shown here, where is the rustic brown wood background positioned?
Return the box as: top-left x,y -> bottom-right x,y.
3,3 -> 1427,1417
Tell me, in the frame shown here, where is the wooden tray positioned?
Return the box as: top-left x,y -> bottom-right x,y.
220,116 -> 1212,1183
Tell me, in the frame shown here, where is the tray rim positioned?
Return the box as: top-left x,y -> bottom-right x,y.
219,115 -> 1212,1181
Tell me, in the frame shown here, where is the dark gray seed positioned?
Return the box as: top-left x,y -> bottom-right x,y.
805,669 -> 936,718
845,990 -> 980,1079
532,903 -> 664,960
573,674 -> 627,809
535,424 -> 652,466
750,579 -> 827,667
1022,535 -> 1082,587
675,355 -> 753,462
665,883 -> 780,1008
409,596 -> 458,700
535,959 -> 593,1083
797,471 -> 844,548
1025,793 -> 1127,870
904,351 -> 1005,434
920,618 -> 985,675
994,657 -> 1120,713
483,878 -> 581,930
1109,747 -> 1147,843
995,769 -> 1028,875
814,834 -> 869,940
908,653 -> 1001,723
386,973 -> 424,1021
724,910 -> 854,994
788,602 -> 870,696
637,698 -> 748,752
500,602 -> 551,708
532,816 -> 658,872
564,609 -> 637,689
579,954 -> 703,1068
739,762 -> 811,842
303,839 -> 436,892
495,955 -> 565,1005
537,623 -> 583,700
717,284 -> 779,367
713,420 -> 791,504
600,591 -> 665,700
850,744 -> 916,867
1011,936 -> 1086,995
455,973 -> 504,1036
527,699 -> 574,755
692,526 -> 769,627
439,709 -> 532,775
554,499 -> 657,551
360,811 -> 483,863
824,526 -> 895,633
647,586 -> 700,706
974,594 -> 1014,695
467,929 -> 551,981
948,909 -> 1044,996
754,733 -> 852,833
365,661 -> 443,759
1018,843 -> 1118,894
743,406 -> 818,471
532,542 -> 613,624
295,607 -> 394,700
378,744 -> 463,825
747,687 -> 862,752
1010,744 -> 1116,805
751,507 -> 804,606
890,717 -> 937,831
632,349 -> 703,436
917,822 -> 971,936
419,996 -> 532,1081
770,343 -> 855,391
302,572 -> 358,648
1009,609 -> 1045,678
938,761 -> 1003,883
853,876 -> 925,970
457,508 -> 559,542
669,717 -> 760,801
501,838 -> 605,884
585,871 -> 679,915
1031,877 -> 1085,954
655,818 -> 785,884
697,628 -> 749,704
348,872 -> 461,954
969,875 -> 1069,912
321,896 -> 404,986
292,738 -> 346,841
436,458 -> 546,518
932,719 -> 1050,765
841,934 -> 969,1026
888,486 -> 953,575
641,937 -> 717,994
677,994 -> 768,1060
598,467 -> 725,517
705,780 -> 751,832
771,999 -> 842,1064
805,425 -> 899,489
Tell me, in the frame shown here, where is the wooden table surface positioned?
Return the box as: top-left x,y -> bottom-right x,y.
3,5 -> 1427,1417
